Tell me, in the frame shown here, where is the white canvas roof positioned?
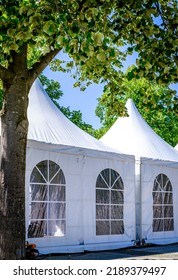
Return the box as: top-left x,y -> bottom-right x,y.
100,99 -> 178,162
27,79 -> 119,153
175,144 -> 178,151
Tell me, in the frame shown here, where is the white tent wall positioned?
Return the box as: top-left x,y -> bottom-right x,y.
82,152 -> 136,251
135,157 -> 142,242
100,99 -> 178,246
25,143 -> 84,253
141,158 -> 178,245
25,140 -> 136,254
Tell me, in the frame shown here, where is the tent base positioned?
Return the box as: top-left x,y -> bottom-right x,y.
36,241 -> 133,255
146,237 -> 178,246
84,241 -> 133,252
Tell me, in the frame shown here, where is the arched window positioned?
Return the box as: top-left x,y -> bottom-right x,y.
152,173 -> 174,232
28,160 -> 66,238
96,168 -> 124,235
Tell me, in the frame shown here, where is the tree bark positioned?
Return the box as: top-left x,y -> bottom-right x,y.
0,48 -> 31,259
0,46 -> 61,259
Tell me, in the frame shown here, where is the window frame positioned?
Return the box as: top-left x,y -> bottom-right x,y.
152,173 -> 174,232
96,168 -> 124,236
28,160 -> 66,238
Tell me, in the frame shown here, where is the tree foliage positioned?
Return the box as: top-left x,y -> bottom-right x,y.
39,74 -> 63,102
49,0 -> 178,87
113,0 -> 178,85
96,69 -> 178,146
1,1 -> 177,86
0,0 -> 120,85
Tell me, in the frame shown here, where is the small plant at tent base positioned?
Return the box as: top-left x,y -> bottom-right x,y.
25,242 -> 39,260
132,238 -> 147,247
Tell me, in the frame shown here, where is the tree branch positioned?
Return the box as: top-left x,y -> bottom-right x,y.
155,1 -> 167,29
0,65 -> 13,81
28,47 -> 62,84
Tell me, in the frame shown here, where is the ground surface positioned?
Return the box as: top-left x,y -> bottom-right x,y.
37,243 -> 178,260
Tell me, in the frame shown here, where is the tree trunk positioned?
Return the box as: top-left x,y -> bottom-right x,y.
0,49 -> 31,259
0,45 -> 60,259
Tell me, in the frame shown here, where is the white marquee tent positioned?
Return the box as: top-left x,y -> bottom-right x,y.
100,99 -> 178,245
24,80 -> 136,254
175,144 -> 178,151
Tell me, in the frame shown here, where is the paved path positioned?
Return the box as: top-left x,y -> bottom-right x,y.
38,243 -> 178,260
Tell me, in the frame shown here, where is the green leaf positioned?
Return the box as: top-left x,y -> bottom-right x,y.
43,21 -> 55,36
97,53 -> 106,62
110,49 -> 115,57
56,35 -> 64,45
7,28 -> 16,37
93,32 -> 104,46
73,81 -> 81,87
127,71 -> 134,80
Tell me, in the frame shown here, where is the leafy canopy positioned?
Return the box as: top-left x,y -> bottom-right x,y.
0,0 -> 177,88
113,0 -> 178,85
51,0 -> 178,86
0,0 -> 120,83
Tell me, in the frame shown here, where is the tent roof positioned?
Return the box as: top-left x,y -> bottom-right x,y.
100,99 -> 178,162
27,79 -> 119,153
175,144 -> 178,151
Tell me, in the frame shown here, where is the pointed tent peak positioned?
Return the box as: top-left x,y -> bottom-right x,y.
125,98 -> 136,112
32,77 -> 44,91
125,98 -> 142,119
100,97 -> 178,162
27,78 -> 121,154
30,78 -> 48,98
124,98 -> 148,131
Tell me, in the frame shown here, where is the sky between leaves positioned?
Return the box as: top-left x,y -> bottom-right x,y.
43,51 -> 178,129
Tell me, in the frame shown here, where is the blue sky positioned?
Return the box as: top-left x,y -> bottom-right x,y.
43,51 -> 178,129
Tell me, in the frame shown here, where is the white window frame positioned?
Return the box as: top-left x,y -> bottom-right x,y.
96,168 -> 124,236
152,173 -> 174,232
28,160 -> 66,238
